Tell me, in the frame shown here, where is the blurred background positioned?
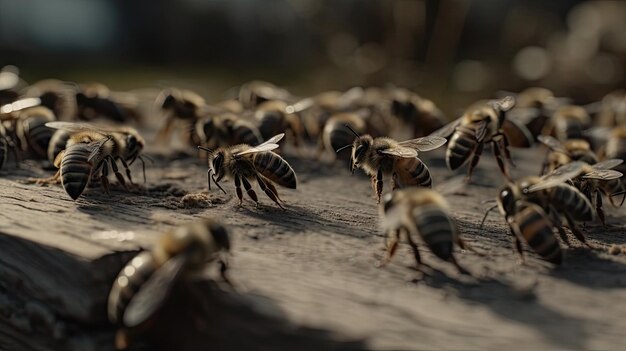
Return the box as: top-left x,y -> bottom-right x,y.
0,0 -> 624,114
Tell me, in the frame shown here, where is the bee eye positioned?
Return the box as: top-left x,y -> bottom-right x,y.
126,135 -> 137,151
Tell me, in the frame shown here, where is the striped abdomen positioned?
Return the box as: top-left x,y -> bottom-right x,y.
60,143 -> 94,200
393,157 -> 432,188
411,204 -> 454,261
548,184 -> 594,221
252,151 -> 297,189
555,119 -> 584,141
232,121 -> 262,146
514,204 -> 562,264
22,117 -> 55,158
107,251 -> 158,325
48,130 -> 71,163
446,124 -> 478,170
257,111 -> 283,140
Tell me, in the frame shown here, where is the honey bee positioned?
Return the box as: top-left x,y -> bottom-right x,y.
22,79 -> 78,120
387,88 -> 445,137
542,105 -> 591,142
237,80 -> 293,109
538,135 -> 598,174
45,122 -> 146,200
14,106 -> 57,159
76,83 -> 142,123
254,100 -> 303,149
431,96 -> 532,181
199,133 -> 297,209
195,112 -> 263,151
378,188 -> 469,273
483,162 -> 594,263
107,219 -> 231,350
573,159 -> 625,226
341,130 -> 446,203
1,97 -> 47,168
503,87 -> 568,141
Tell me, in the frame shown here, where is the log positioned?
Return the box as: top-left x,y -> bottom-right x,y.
0,148 -> 625,350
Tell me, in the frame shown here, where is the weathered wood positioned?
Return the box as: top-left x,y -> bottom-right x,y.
1,147 -> 626,350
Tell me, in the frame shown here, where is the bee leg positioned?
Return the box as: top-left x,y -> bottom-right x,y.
392,173 -> 399,190
507,222 -> 526,264
241,177 -> 259,206
405,231 -> 422,268
556,226 -> 573,248
501,134 -> 516,168
376,168 -> 383,203
256,175 -> 285,210
118,157 -> 134,185
564,214 -> 593,249
466,142 -> 484,182
370,176 -> 377,198
234,175 -> 243,206
492,140 -> 510,180
108,156 -> 128,191
376,229 -> 400,268
595,191 -> 606,227
100,160 -> 111,195
265,181 -> 283,202
449,255 -> 470,275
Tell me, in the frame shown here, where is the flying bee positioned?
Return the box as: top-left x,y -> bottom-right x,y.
237,80 -> 293,109
378,188 -> 470,274
538,135 -> 598,174
254,100 -> 303,149
199,133 -> 297,209
542,105 -> 591,142
108,219 -> 231,350
431,96 -> 533,181
45,122 -> 146,200
482,162 -> 594,263
75,82 -> 143,123
387,88 -> 445,137
339,128 -> 446,203
572,159 -> 625,226
14,106 -> 57,159
195,112 -> 263,151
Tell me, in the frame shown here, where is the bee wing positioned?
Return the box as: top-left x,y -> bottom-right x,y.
398,135 -> 447,152
592,159 -> 623,170
537,135 -> 568,154
379,146 -> 418,158
429,116 -> 462,139
527,161 -> 585,192
506,108 -> 542,125
45,121 -> 121,135
582,169 -> 623,180
502,118 -> 534,148
475,119 -> 489,142
123,253 -> 189,328
285,97 -> 315,114
234,133 -> 284,156
86,137 -> 112,163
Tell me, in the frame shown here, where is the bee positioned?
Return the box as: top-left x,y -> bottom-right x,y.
387,88 -> 445,137
340,129 -> 446,203
542,105 -> 591,142
573,159 -> 625,226
587,90 -> 626,127
0,65 -> 24,105
317,112 -> 369,160
47,129 -> 72,164
22,79 -> 78,120
431,96 -> 532,181
1,97 -> 46,168
254,100 -> 303,149
199,133 -> 297,209
46,122 -> 146,200
107,219 -> 231,350
75,83 -> 142,123
603,126 -> 626,178
538,135 -> 598,174
237,80 -> 293,109
14,106 -> 57,159
195,112 -> 263,150
483,162 -> 594,263
378,188 -> 470,273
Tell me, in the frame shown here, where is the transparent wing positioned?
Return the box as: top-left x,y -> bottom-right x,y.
582,170 -> 623,180
123,254 -> 189,328
398,135 -> 447,152
429,117 -> 462,138
537,135 -> 568,154
475,119 -> 489,142
87,137 -> 112,163
592,159 -> 623,170
527,161 -> 585,192
234,133 -> 284,156
506,107 -> 541,125
379,146 -> 418,158
45,121 -> 121,134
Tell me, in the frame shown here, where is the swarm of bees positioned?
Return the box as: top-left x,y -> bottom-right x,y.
2,66 -> 626,349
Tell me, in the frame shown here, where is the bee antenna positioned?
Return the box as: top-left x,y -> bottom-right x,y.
335,144 -> 353,153
480,205 -> 499,229
197,145 -> 212,153
345,124 -> 360,138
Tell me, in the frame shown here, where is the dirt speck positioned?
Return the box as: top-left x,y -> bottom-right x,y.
180,192 -> 213,208
608,244 -> 623,255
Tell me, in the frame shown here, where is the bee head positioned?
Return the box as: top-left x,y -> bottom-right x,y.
350,135 -> 372,173
124,132 -> 144,161
497,185 -> 516,217
210,150 -> 226,181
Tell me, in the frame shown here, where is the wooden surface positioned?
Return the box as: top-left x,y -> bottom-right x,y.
1,146 -> 626,350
